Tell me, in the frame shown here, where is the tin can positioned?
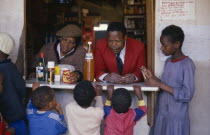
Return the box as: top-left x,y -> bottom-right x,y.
62,69 -> 71,83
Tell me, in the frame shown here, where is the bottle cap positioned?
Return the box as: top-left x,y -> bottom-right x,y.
40,53 -> 44,58
47,61 -> 55,68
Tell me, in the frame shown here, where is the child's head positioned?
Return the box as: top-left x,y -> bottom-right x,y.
0,33 -> 15,58
160,25 -> 185,56
73,80 -> 96,107
112,88 -> 132,113
31,86 -> 56,111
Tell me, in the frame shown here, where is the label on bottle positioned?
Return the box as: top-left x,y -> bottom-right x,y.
85,53 -> 93,59
47,68 -> 54,82
39,62 -> 43,66
38,67 -> 44,80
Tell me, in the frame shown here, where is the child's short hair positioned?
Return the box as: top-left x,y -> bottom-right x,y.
161,25 -> 185,47
31,86 -> 54,110
112,88 -> 132,113
73,80 -> 96,107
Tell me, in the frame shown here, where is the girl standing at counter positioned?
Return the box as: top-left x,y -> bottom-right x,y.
146,25 -> 195,135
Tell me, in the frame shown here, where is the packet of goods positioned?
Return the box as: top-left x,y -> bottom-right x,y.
140,66 -> 148,80
62,70 -> 71,83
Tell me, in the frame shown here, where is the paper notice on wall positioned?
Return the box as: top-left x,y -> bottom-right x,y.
160,0 -> 195,21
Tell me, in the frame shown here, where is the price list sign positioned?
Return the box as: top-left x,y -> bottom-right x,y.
160,0 -> 195,21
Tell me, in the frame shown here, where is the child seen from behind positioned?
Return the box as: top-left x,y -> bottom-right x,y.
65,80 -> 104,135
104,85 -> 147,135
27,83 -> 67,135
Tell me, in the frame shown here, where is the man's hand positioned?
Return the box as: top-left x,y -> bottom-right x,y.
104,73 -> 123,84
123,74 -> 135,84
69,72 -> 80,83
133,85 -> 143,100
55,103 -> 63,115
32,82 -> 40,91
94,85 -> 102,96
107,85 -> 114,101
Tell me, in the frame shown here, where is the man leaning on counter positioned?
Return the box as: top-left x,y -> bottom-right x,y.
95,22 -> 146,84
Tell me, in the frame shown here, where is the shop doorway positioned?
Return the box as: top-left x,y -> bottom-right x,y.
24,0 -> 156,126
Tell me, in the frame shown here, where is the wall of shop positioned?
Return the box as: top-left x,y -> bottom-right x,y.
0,0 -> 24,63
155,0 -> 210,134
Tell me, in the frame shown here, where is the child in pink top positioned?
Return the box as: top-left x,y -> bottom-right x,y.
104,85 -> 147,135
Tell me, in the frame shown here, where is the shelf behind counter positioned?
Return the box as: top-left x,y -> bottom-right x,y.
26,79 -> 159,91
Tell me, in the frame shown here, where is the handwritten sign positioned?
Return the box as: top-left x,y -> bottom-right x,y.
160,0 -> 195,20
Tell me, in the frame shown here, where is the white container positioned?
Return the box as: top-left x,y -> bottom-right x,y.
47,61 -> 55,82
54,75 -> 61,82
47,61 -> 55,68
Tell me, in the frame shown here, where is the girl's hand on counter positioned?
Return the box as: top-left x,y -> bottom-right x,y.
144,77 -> 161,87
32,82 -> 40,91
145,69 -> 160,81
144,69 -> 161,87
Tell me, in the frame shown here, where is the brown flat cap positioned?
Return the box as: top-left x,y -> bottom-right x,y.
56,24 -> 82,37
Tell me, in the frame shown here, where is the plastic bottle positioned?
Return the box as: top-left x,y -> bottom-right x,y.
47,61 -> 55,82
37,53 -> 46,81
84,41 -> 94,82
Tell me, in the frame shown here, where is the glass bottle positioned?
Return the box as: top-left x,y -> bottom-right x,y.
47,61 -> 55,82
84,41 -> 94,82
37,53 -> 46,81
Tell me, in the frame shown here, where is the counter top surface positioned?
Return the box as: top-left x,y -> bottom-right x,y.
26,79 -> 159,91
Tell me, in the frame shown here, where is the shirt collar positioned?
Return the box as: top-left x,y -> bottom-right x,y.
57,43 -> 75,60
117,41 -> 126,57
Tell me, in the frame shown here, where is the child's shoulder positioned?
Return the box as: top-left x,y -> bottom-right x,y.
66,101 -> 77,109
166,56 -> 194,65
181,57 -> 195,69
47,111 -> 64,122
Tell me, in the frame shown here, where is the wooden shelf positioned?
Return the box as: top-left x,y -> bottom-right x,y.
123,0 -> 146,44
126,3 -> 146,6
124,14 -> 145,18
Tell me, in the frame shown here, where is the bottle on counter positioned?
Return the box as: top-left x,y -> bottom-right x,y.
84,41 -> 94,82
54,65 -> 61,82
47,61 -> 55,82
37,53 -> 46,81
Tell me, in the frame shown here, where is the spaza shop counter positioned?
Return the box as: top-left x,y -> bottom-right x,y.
26,79 -> 159,135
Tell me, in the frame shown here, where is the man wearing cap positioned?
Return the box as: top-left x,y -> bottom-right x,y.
95,22 -> 146,83
31,24 -> 86,83
0,32 -> 27,135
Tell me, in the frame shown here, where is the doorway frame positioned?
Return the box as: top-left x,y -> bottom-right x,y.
146,0 -> 156,126
23,0 -> 156,126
